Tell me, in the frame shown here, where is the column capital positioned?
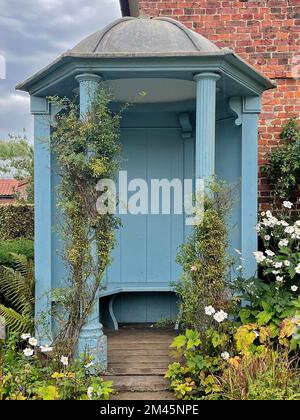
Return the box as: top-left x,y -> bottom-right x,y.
75,73 -> 102,84
193,72 -> 221,82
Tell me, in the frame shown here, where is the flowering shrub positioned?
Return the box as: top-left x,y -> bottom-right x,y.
255,201 -> 300,291
166,307 -> 300,400
0,334 -> 113,400
168,201 -> 300,400
166,308 -> 234,400
235,202 -> 300,351
234,277 -> 300,352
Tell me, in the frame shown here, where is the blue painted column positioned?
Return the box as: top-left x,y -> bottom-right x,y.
31,96 -> 52,344
194,73 -> 220,183
75,73 -> 107,368
241,96 -> 261,278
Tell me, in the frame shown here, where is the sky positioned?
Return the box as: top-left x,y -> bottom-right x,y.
0,0 -> 121,141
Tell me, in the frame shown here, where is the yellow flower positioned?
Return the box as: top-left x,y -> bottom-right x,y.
51,372 -> 65,379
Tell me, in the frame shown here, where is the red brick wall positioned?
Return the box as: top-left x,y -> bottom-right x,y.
139,0 -> 300,208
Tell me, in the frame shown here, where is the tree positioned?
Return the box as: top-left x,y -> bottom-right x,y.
0,135 -> 33,202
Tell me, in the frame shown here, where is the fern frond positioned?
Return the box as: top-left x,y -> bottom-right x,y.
0,257 -> 34,335
0,304 -> 33,333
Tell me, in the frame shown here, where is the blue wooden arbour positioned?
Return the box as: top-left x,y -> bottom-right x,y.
17,17 -> 275,367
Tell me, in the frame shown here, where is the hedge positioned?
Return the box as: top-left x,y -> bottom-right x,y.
0,204 -> 34,240
0,239 -> 34,266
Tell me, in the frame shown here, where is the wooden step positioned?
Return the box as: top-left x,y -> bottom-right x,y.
109,367 -> 168,375
110,362 -> 170,370
104,375 -> 170,392
108,338 -> 173,344
111,391 -> 175,400
109,355 -> 172,363
108,348 -> 174,358
109,343 -> 172,350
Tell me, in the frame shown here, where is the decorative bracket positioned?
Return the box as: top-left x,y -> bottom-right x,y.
229,96 -> 262,126
179,112 -> 193,139
228,96 -> 242,126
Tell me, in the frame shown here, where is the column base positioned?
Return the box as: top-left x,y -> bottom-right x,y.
77,325 -> 107,370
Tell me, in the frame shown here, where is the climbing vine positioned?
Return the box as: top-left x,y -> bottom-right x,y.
263,118 -> 300,203
49,87 -> 122,356
175,181 -> 235,337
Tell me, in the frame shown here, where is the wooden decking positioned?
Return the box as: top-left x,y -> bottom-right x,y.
104,326 -> 177,400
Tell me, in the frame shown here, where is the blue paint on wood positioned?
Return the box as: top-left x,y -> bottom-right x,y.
33,102 -> 52,344
216,117 -> 242,255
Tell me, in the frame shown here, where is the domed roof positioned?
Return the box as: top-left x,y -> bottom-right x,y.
71,17 -> 220,55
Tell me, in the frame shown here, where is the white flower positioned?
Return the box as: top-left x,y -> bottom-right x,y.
190,265 -> 197,272
205,305 -> 216,316
264,235 -> 271,241
28,337 -> 38,347
84,361 -> 95,369
40,345 -> 53,353
272,270 -> 280,275
295,264 -> 300,274
291,285 -> 298,292
253,251 -> 265,263
87,386 -> 94,400
266,210 -> 272,218
279,239 -> 289,247
284,260 -> 291,267
213,310 -> 228,323
284,226 -> 294,235
295,221 -> 300,227
221,352 -> 230,361
255,223 -> 261,232
21,333 -> 31,340
276,276 -> 284,283
253,330 -> 260,338
23,348 -> 34,357
265,258 -> 272,265
283,201 -> 293,209
60,356 -> 69,366
265,250 -> 275,257
278,220 -> 289,227
274,262 -> 283,269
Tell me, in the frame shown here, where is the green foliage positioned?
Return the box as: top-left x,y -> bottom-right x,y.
0,239 -> 34,266
0,334 -> 113,400
263,118 -> 300,201
166,326 -> 232,400
175,181 -> 234,334
0,204 -> 34,240
0,255 -> 34,334
221,350 -> 300,400
233,278 -> 300,352
48,86 -> 122,356
0,135 -> 34,202
167,322 -> 300,400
